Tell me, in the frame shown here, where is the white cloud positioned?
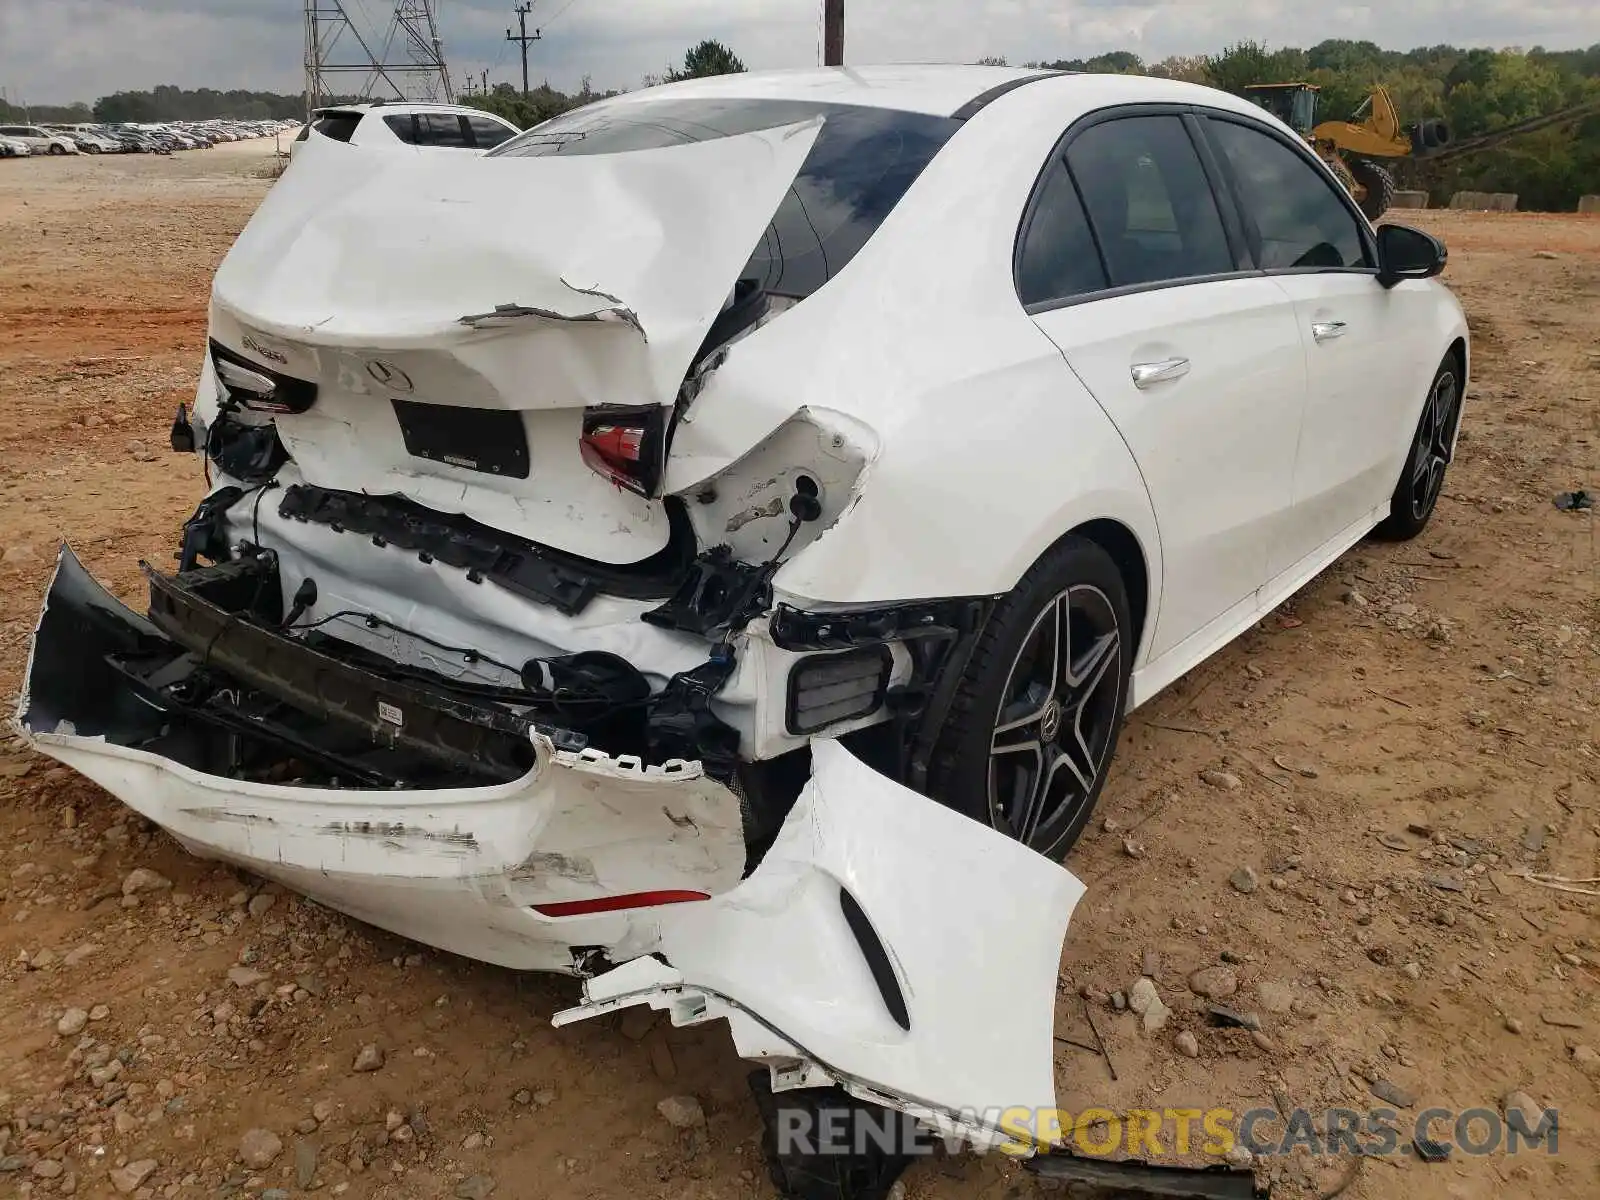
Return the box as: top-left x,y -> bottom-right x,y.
1,0 -> 1594,107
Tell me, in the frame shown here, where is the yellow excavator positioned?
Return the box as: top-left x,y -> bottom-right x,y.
1242,83 -> 1450,220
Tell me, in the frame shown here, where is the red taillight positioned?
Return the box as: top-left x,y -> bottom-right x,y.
579,405 -> 665,497
532,889 -> 710,918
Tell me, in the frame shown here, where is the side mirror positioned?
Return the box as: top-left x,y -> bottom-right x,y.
1376,223 -> 1447,288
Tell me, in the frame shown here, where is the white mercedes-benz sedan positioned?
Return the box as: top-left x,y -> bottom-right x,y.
17,65 -> 1466,1149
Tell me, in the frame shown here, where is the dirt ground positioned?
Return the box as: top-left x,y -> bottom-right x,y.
0,140 -> 1595,1200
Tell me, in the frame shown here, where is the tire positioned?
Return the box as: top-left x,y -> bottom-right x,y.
925,535 -> 1133,862
1373,351 -> 1465,541
1326,153 -> 1359,202
1350,159 -> 1396,221
48,143 -> 67,156
86,145 -> 101,155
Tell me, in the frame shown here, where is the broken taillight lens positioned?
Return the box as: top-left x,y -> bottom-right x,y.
579,405 -> 666,497
209,339 -> 318,415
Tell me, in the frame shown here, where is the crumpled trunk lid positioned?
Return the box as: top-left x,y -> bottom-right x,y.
208,118 -> 822,565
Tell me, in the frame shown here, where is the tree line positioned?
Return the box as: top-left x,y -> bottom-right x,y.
1025,40 -> 1600,210
10,37 -> 1595,209
457,39 -> 745,128
460,37 -> 1600,210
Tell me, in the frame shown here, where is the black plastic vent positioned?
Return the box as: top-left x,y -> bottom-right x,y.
786,646 -> 891,735
838,886 -> 910,1032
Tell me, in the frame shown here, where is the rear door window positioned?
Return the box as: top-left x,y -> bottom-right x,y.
467,116 -> 516,149
382,114 -> 420,145
1016,158 -> 1107,306
417,114 -> 472,148
1064,115 -> 1235,288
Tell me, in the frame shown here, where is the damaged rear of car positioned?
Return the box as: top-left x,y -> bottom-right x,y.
16,75 -> 1091,1152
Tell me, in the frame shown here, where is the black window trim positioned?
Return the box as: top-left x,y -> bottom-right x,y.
1192,108 -> 1379,276
1012,103 -> 1262,317
950,71 -> 1065,121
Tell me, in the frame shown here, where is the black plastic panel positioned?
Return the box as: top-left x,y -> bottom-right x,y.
392,399 -> 530,479
144,560 -> 556,781
277,484 -> 699,614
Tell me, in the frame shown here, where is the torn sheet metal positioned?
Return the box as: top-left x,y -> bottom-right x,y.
554,739 -> 1086,1150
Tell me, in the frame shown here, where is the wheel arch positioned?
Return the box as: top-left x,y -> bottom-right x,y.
1446,334 -> 1467,384
1059,518 -> 1152,668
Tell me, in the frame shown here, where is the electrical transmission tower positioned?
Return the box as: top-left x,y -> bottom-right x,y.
303,1 -> 455,120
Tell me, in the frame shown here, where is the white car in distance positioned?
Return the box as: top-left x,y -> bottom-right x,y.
18,66 -> 1468,1154
0,124 -> 79,154
289,101 -> 521,160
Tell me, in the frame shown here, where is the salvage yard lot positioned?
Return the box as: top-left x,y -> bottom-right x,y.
0,142 -> 1595,1200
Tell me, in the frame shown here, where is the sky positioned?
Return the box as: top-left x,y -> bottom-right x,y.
0,0 -> 1596,107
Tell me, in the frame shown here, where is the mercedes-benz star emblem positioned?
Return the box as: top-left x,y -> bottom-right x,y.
366,360 -> 414,394
1040,698 -> 1063,742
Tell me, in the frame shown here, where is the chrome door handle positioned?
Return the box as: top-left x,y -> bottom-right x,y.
1312,320 -> 1348,342
1130,357 -> 1190,389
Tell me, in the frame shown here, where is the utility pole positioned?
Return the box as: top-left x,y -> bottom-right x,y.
482,69 -> 489,95
823,0 -> 844,67
506,3 -> 541,98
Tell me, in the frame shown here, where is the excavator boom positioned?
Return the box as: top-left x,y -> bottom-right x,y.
1312,86 -> 1413,158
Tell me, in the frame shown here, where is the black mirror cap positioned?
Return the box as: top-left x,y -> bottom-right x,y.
1377,223 -> 1448,288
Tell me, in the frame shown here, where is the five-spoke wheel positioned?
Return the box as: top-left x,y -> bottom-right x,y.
988,585 -> 1122,851
927,536 -> 1133,862
1377,351 -> 1464,540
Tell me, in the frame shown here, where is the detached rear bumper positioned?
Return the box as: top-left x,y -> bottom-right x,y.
18,549 -> 1090,1149
15,548 -> 747,972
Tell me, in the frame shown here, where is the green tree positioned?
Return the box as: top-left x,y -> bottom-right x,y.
1148,56 -> 1209,84
459,78 -> 619,131
668,40 -> 746,82
1030,51 -> 1144,74
1205,41 -> 1308,92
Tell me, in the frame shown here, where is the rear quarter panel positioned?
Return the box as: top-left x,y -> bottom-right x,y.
672,76 -> 1167,651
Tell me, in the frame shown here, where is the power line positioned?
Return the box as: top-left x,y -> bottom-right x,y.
541,0 -> 582,26
303,1 -> 454,117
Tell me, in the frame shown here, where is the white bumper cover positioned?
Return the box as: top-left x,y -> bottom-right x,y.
17,550 -> 1084,1148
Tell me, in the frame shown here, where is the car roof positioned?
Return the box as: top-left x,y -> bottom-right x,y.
586,65 -> 1260,123
314,102 -> 511,120
600,65 -> 1056,118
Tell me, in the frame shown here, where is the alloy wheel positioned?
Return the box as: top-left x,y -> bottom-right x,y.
988,585 -> 1123,853
1410,369 -> 1460,520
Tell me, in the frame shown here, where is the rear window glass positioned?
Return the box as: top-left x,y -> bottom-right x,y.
489,98 -> 961,301
312,113 -> 362,143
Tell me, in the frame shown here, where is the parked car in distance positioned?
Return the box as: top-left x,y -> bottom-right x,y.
290,101 -> 520,159
65,130 -> 124,154
0,124 -> 79,154
18,66 -> 1468,1152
